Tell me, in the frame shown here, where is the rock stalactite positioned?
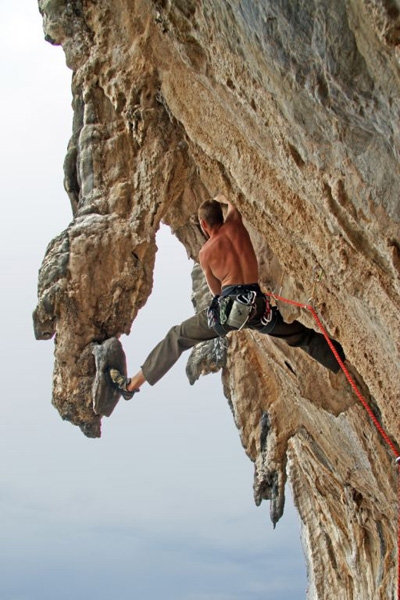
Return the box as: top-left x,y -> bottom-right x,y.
35,1 -> 399,598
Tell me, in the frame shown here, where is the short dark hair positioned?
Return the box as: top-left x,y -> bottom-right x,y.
198,200 -> 223,228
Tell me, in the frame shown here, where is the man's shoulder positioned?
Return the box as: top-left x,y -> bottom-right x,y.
199,239 -> 210,263
199,237 -> 214,259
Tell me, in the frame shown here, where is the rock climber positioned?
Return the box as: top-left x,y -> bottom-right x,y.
109,194 -> 346,400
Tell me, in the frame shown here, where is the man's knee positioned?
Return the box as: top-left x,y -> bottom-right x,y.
267,316 -> 311,347
165,323 -> 184,344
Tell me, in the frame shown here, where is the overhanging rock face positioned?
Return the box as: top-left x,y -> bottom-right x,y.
34,1 -> 400,597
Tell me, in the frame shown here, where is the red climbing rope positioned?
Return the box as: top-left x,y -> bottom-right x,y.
398,460 -> 400,600
264,291 -> 400,597
265,290 -> 399,458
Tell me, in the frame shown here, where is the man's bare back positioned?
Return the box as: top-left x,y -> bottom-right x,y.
198,198 -> 259,295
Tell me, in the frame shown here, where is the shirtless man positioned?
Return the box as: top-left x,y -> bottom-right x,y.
109,194 -> 345,402
198,194 -> 259,295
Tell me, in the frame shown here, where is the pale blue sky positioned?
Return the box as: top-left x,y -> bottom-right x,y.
0,2 -> 306,598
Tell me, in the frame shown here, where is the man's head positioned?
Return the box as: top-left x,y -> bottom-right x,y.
198,199 -> 223,230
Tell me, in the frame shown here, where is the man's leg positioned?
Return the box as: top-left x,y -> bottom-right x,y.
113,309 -> 218,394
254,307 -> 345,373
127,369 -> 146,392
140,309 -> 218,385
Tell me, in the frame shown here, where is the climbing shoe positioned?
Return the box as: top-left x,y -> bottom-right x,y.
109,368 -> 136,400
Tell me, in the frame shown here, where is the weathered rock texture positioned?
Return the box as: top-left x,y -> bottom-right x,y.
35,1 -> 400,598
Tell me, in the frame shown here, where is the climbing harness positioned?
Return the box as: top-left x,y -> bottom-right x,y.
207,291 -> 256,333
207,288 -> 272,335
226,290 -> 256,329
264,290 -> 400,598
207,295 -> 228,336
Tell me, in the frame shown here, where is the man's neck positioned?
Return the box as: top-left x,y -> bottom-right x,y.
207,224 -> 222,238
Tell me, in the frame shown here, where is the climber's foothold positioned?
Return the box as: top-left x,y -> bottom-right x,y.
92,337 -> 127,417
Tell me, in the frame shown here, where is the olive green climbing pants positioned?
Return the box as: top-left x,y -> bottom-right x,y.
141,303 -> 345,385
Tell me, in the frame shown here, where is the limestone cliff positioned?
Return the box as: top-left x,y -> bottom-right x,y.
34,1 -> 400,598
